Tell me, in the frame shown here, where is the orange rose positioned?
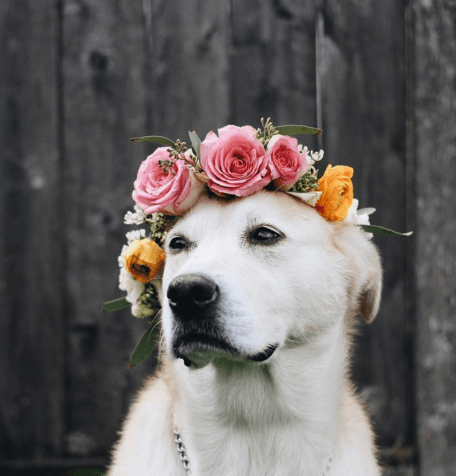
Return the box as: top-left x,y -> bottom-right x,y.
124,239 -> 166,283
315,165 -> 354,221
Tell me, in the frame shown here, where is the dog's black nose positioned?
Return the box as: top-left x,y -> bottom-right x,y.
167,274 -> 219,318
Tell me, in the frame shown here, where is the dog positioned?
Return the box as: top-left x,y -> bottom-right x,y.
107,189 -> 383,476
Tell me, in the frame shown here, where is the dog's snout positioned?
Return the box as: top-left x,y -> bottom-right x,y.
167,274 -> 219,317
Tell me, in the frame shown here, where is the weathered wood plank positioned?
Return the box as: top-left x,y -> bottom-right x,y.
230,0 -> 318,151
144,0 -> 231,138
320,0 -> 411,447
0,0 -> 65,459
412,1 -> 456,475
61,0 -> 155,457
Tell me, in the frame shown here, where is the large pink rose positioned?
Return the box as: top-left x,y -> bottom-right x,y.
134,148 -> 204,215
267,135 -> 309,191
200,125 -> 271,197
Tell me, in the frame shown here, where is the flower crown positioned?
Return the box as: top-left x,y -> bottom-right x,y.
103,118 -> 411,367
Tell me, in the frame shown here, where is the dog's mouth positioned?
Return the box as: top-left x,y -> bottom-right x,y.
173,333 -> 279,368
173,333 -> 240,360
246,343 -> 279,362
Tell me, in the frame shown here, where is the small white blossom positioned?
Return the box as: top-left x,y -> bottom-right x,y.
118,230 -> 148,311
302,146 -> 310,164
356,208 -> 376,227
132,302 -> 155,318
311,149 -> 324,164
118,267 -> 145,304
345,199 -> 376,238
124,205 -> 147,225
302,146 -> 324,166
125,228 -> 146,244
118,245 -> 129,267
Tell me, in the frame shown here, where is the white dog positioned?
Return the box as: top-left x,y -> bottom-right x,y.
108,190 -> 383,476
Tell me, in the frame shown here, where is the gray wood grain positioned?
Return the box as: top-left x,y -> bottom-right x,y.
4,0 -> 454,471
320,0 -> 411,447
0,0 -> 65,459
144,0 -> 231,138
413,1 -> 456,474
61,0 -> 156,456
230,0 -> 318,150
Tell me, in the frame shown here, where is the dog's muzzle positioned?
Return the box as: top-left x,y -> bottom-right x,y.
167,273 -> 219,320
167,273 -> 279,368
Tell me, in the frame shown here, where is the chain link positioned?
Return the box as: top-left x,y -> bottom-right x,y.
174,429 -> 192,475
322,453 -> 334,476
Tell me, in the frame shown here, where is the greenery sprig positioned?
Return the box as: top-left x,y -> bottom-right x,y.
257,117 -> 279,147
289,169 -> 320,193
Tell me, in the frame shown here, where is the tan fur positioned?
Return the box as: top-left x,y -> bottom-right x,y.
108,191 -> 383,476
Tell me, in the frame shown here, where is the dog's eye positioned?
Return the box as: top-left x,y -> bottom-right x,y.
169,236 -> 189,252
248,226 -> 283,245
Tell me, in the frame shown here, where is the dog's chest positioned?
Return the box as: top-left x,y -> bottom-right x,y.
184,425 -> 331,476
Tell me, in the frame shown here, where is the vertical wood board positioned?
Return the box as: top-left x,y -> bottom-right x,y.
413,1 -> 456,474
229,0 -> 318,151
62,0 -> 155,457
0,0 -> 65,459
145,0 -> 231,139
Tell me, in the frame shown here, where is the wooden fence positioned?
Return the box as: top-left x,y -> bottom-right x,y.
1,1 -> 455,475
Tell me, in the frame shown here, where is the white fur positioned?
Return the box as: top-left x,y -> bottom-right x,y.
108,191 -> 383,476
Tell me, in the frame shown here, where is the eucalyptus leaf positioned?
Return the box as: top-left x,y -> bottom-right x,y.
129,323 -> 160,368
188,130 -> 202,158
130,135 -> 175,147
359,224 -> 413,237
102,297 -> 131,312
275,125 -> 322,136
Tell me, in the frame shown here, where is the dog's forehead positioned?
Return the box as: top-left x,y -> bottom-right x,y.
171,191 -> 324,238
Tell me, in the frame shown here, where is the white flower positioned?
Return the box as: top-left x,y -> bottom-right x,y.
124,205 -> 147,225
125,228 -> 146,244
131,302 -> 155,318
118,230 -> 147,307
356,208 -> 375,226
345,199 -> 376,238
300,146 -> 324,166
119,267 -> 145,304
118,244 -> 129,267
311,149 -> 324,164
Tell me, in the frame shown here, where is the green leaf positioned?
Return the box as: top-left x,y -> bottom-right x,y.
275,124 -> 322,136
129,323 -> 160,368
130,135 -> 175,146
102,297 -> 131,312
359,224 -> 413,237
188,130 -> 202,158
70,470 -> 106,476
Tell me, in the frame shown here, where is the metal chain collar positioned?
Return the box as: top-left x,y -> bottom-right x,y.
174,429 -> 192,475
173,427 -> 334,475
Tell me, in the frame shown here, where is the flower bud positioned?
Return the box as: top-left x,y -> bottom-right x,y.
315,165 -> 354,221
124,239 -> 166,283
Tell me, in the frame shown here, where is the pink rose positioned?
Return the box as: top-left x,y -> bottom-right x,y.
267,135 -> 309,191
200,125 -> 271,197
134,148 -> 204,215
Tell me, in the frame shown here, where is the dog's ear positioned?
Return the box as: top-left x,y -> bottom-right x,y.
335,225 -> 383,323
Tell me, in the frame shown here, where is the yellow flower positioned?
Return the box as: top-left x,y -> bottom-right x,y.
124,239 -> 166,283
315,165 -> 354,221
